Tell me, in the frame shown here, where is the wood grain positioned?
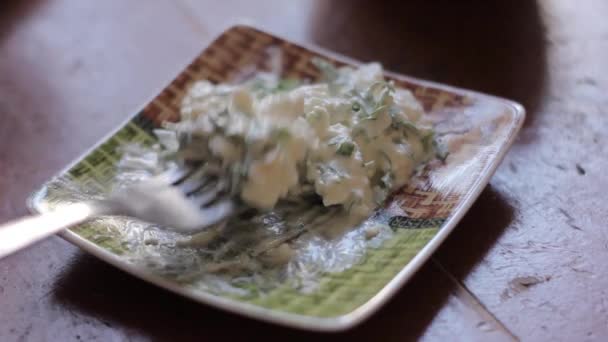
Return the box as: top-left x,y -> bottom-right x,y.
0,0 -> 606,340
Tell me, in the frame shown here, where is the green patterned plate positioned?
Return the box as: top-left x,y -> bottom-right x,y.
27,25 -> 524,331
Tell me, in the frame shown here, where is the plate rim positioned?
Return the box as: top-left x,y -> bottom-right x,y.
26,24 -> 526,332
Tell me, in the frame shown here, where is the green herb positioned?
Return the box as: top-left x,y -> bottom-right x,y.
312,57 -> 339,83
336,141 -> 355,156
352,102 -> 361,112
227,134 -> 246,147
249,77 -> 300,98
364,104 -> 388,120
367,81 -> 394,101
275,78 -> 300,92
391,119 -> 420,136
271,127 -> 291,142
421,131 -> 435,153
306,111 -> 319,122
306,109 -> 325,123
433,139 -> 449,162
355,82 -> 395,121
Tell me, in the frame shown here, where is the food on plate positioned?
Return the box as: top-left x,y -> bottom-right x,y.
153,58 -> 444,218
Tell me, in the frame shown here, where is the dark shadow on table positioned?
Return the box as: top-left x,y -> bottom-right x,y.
0,0 -> 45,42
52,187 -> 513,342
311,0 -> 547,128
433,186 -> 516,279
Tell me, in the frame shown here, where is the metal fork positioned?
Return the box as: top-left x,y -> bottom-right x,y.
0,164 -> 236,259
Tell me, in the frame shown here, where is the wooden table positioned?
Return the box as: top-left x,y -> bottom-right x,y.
1,1 -> 606,340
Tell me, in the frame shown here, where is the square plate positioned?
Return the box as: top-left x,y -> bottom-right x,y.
28,25 -> 524,331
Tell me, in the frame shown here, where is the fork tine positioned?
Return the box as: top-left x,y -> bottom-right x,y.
163,161 -> 219,191
184,176 -> 218,196
176,172 -> 212,194
156,165 -> 194,185
174,166 -> 202,183
151,162 -> 239,232
190,180 -> 226,207
197,199 -> 235,227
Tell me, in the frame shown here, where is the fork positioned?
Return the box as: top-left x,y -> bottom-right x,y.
0,164 -> 236,259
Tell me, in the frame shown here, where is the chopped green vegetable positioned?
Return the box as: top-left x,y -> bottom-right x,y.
249,77 -> 300,98
391,119 -> 420,136
271,127 -> 291,142
275,78 -> 300,92
336,141 -> 355,156
421,131 -> 435,153
306,110 -> 321,122
311,57 -> 339,83
353,82 -> 395,121
364,104 -> 388,120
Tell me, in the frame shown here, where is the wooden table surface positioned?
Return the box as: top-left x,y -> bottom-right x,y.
1,1 -> 606,341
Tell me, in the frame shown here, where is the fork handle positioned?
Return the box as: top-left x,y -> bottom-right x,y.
0,203 -> 102,259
